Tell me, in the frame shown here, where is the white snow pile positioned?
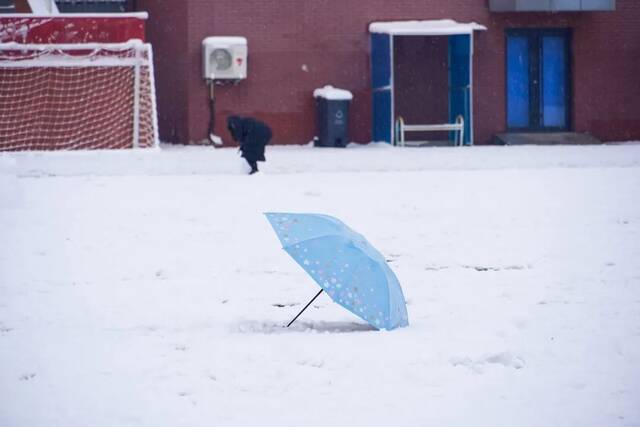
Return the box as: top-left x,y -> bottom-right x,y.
1,143 -> 639,427
313,85 -> 353,101
369,19 -> 486,35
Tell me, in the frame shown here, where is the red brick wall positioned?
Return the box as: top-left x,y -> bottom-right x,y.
141,0 -> 640,145
570,4 -> 640,141
394,36 -> 449,130
136,0 -> 189,143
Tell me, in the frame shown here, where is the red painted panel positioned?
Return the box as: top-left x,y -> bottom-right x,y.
0,16 -> 146,44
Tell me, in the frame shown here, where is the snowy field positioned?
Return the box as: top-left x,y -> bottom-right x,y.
1,143 -> 640,427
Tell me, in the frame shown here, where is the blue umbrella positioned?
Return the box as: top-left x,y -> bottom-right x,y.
264,212 -> 409,330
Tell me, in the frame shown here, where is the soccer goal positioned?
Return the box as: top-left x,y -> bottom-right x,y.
0,40 -> 159,151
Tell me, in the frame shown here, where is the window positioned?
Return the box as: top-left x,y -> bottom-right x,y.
0,0 -> 15,13
55,0 -> 128,13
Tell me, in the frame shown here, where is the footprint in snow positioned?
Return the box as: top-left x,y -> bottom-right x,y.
272,302 -> 300,308
451,352 -> 525,373
19,373 -> 36,381
297,359 -> 324,368
425,265 -> 449,271
485,352 -> 525,369
462,265 -> 529,272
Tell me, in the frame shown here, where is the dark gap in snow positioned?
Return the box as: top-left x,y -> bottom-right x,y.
233,320 -> 376,334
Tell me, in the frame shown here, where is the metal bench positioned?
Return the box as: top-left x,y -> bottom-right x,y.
395,115 -> 465,147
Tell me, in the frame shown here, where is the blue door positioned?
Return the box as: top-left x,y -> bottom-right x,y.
506,29 -> 571,130
371,33 -> 393,143
448,34 -> 471,145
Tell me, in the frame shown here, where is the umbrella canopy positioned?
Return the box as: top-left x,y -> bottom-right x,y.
265,212 -> 409,330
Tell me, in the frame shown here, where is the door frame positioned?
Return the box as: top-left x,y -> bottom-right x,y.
370,33 -> 476,145
370,32 -> 394,144
369,21 -> 486,145
505,28 -> 572,132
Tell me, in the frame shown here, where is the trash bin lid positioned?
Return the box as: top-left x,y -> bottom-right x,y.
313,85 -> 353,101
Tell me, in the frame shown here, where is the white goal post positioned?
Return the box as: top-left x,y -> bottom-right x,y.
0,40 -> 159,151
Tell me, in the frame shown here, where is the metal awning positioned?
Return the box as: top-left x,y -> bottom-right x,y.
369,19 -> 487,36
489,0 -> 615,11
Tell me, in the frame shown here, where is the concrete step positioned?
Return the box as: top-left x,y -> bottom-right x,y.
493,132 -> 602,145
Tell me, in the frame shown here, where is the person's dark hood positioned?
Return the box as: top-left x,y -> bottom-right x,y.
227,116 -> 243,142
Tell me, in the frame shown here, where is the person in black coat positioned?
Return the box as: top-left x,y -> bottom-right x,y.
227,116 -> 272,174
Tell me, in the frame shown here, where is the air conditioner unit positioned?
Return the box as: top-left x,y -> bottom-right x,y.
202,36 -> 248,80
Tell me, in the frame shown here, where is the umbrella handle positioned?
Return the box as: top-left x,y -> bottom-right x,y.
286,289 -> 323,328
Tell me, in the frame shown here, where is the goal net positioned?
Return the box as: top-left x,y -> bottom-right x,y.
0,40 -> 158,151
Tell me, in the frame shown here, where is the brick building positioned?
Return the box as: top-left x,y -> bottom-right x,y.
3,0 -> 639,146
131,0 -> 639,146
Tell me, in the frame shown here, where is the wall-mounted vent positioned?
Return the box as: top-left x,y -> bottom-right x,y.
202,37 -> 248,80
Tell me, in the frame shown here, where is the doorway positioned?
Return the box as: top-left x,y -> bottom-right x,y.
370,20 -> 485,145
506,29 -> 571,131
393,36 -> 449,144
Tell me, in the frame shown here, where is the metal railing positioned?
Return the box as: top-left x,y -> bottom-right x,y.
394,115 -> 465,147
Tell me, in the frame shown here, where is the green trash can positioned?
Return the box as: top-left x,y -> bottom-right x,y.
313,85 -> 353,148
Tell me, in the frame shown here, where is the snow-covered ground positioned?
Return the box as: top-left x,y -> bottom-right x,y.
1,143 -> 640,427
